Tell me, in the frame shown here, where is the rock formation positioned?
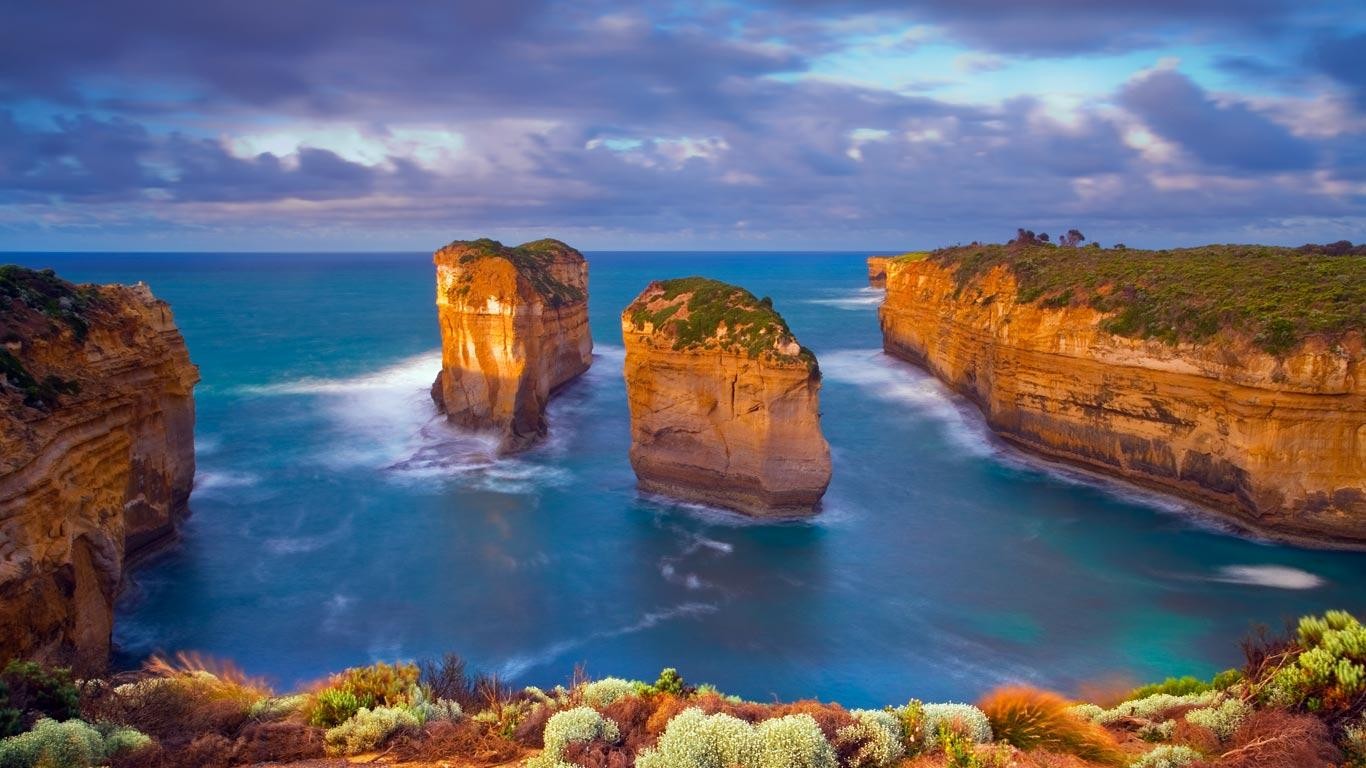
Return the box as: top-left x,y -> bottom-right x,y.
431,238 -> 592,453
880,245 -> 1366,546
622,278 -> 831,516
867,256 -> 891,288
0,266 -> 198,671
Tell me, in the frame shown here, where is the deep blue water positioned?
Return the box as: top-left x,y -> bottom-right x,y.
6,250 -> 1365,706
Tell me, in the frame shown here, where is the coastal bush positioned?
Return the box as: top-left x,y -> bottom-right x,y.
322,705 -> 419,755
755,713 -> 836,768
417,653 -> 503,714
1257,610 -> 1366,717
635,708 -> 759,768
0,718 -> 150,768
978,686 -> 1125,765
1183,696 -> 1250,741
94,658 -> 265,748
1344,715 -> 1366,767
654,668 -> 687,696
835,709 -> 904,768
305,661 -> 418,727
246,693 -> 307,721
895,699 -> 926,755
528,707 -> 621,768
389,718 -> 522,765
1128,677 -> 1210,700
1129,744 -> 1200,768
0,662 -> 80,735
920,703 -> 992,751
1088,691 -> 1216,725
580,678 -> 636,708
410,688 -> 462,725
1217,710 -> 1340,768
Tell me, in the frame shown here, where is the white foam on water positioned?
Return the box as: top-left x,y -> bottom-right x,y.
263,516 -> 353,555
805,288 -> 884,310
497,602 -> 719,679
1214,565 -> 1324,590
192,470 -> 261,499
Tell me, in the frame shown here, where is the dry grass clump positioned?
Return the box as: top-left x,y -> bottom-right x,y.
1208,710 -> 1341,768
978,686 -> 1126,766
390,719 -> 524,765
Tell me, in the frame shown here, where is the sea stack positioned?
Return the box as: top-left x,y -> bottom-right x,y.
0,266 -> 198,671
431,238 -> 592,453
867,256 -> 891,288
622,278 -> 831,516
880,244 -> 1366,546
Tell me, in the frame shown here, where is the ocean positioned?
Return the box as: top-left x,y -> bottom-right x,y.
7,250 -> 1365,706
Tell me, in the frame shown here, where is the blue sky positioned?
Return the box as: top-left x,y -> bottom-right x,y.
1,0 -> 1363,250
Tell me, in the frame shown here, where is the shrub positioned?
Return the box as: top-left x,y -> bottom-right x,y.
308,688 -> 363,728
529,707 -> 621,768
755,713 -> 836,768
977,686 -> 1125,765
1136,720 -> 1175,742
323,705 -> 420,755
895,699 -> 926,755
636,708 -> 760,768
654,668 -> 686,696
939,726 -> 983,768
1129,744 -> 1200,768
1091,691 -> 1216,724
0,662 -> 80,735
411,690 -> 462,725
0,718 -> 149,768
579,678 -> 636,709
1219,710 -> 1340,768
417,653 -> 503,714
1183,696 -> 1250,741
306,661 -> 419,728
246,694 -> 307,721
921,703 -> 992,751
835,709 -> 904,768
1129,677 -> 1210,700
1259,610 -> 1366,716
1346,715 -> 1366,767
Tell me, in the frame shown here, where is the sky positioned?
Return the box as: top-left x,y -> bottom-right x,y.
1,0 -> 1364,251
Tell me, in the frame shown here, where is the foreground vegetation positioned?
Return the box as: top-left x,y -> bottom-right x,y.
2,611 -> 1364,767
910,237 -> 1365,355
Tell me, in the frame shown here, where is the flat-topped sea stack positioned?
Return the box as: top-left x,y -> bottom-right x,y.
0,266 -> 198,671
622,278 -> 831,516
880,243 -> 1366,546
431,238 -> 592,453
867,256 -> 892,288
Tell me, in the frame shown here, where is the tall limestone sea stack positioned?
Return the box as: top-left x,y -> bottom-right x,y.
880,243 -> 1366,546
0,266 -> 198,671
431,238 -> 592,453
622,278 -> 831,516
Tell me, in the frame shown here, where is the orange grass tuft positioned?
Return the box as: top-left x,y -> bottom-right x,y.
978,686 -> 1126,767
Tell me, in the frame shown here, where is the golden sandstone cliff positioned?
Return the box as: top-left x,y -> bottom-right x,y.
622,278 -> 831,516
880,244 -> 1366,546
431,239 -> 592,453
867,256 -> 890,288
0,267 -> 198,671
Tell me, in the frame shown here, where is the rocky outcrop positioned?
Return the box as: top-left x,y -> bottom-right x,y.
867,256 -> 891,288
431,239 -> 592,453
0,266 -> 198,671
880,249 -> 1366,546
622,278 -> 831,516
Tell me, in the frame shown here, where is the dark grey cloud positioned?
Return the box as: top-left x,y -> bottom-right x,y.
1118,69 -> 1316,172
1309,31 -> 1366,108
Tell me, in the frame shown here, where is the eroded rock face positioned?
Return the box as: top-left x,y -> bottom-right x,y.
880,257 -> 1366,546
622,278 -> 831,516
431,239 -> 592,453
867,256 -> 891,288
0,267 -> 198,671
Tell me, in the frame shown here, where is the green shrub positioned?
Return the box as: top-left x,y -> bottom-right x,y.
1129,744 -> 1200,768
896,699 -> 926,755
0,718 -> 149,768
654,668 -> 686,696
1089,691 -> 1217,724
578,677 -> 635,708
309,688 -> 365,728
1128,676 -> 1210,700
755,713 -> 837,768
921,703 -> 992,751
0,662 -> 80,735
1261,610 -> 1366,714
939,726 -> 982,768
1183,697 -> 1250,741
529,707 -> 621,768
1211,668 -> 1243,690
836,709 -> 904,768
323,706 -> 420,755
1344,714 -> 1366,767
307,661 -> 419,728
100,726 -> 152,757
248,693 -> 308,721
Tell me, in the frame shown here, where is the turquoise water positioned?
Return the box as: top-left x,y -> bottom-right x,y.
7,251 -> 1365,706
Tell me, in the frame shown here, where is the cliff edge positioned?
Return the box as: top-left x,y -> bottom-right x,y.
622,277 -> 831,516
431,238 -> 592,453
0,266 -> 198,670
879,244 -> 1365,546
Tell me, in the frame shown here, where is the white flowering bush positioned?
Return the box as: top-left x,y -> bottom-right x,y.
407,687 -> 462,725
323,705 -> 420,755
0,718 -> 151,768
836,709 -> 905,768
1068,703 -> 1105,722
921,703 -> 992,751
636,708 -> 761,768
756,713 -> 837,768
1130,744 -> 1200,768
579,677 -> 637,708
1136,720 -> 1175,742
248,693 -> 308,720
1183,697 -> 1250,741
527,706 -> 622,768
1091,691 -> 1216,724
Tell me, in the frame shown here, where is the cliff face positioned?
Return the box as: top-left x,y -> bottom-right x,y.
880,255 -> 1366,546
431,239 -> 592,453
622,278 -> 831,516
0,267 -> 198,671
867,256 -> 890,288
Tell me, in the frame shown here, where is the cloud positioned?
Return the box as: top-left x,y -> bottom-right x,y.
1309,31 -> 1366,109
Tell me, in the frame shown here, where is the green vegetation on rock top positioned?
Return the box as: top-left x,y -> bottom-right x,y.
626,276 -> 816,369
443,238 -> 586,308
0,266 -> 93,410
927,243 -> 1365,355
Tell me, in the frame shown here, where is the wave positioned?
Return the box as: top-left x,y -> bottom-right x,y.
1214,565 -> 1324,590
497,602 -> 719,679
192,470 -> 261,499
804,288 -> 883,310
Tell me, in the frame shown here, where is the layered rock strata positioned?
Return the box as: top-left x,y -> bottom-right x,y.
867,256 -> 891,288
0,266 -> 198,670
622,278 -> 831,516
431,239 -> 592,453
879,247 -> 1365,546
